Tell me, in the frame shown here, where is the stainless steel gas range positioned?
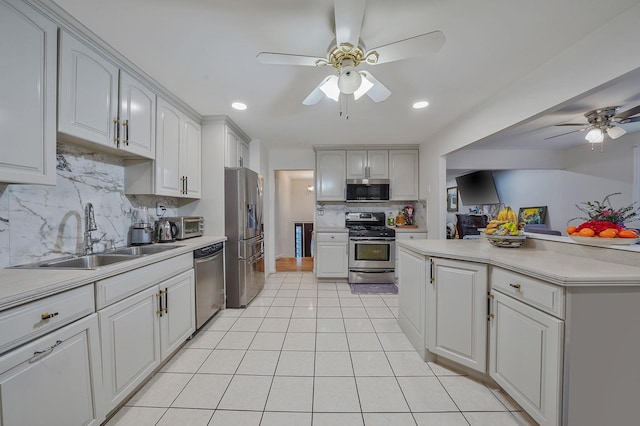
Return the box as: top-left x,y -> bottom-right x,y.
345,212 -> 395,284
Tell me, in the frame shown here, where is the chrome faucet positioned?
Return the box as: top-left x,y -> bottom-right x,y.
83,203 -> 105,255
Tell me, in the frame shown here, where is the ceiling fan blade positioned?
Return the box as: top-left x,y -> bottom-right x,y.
303,75 -> 335,105
360,71 -> 391,102
614,104 -> 640,121
334,0 -> 365,48
543,128 -> 586,140
371,31 -> 445,65
625,116 -> 640,123
257,52 -> 322,67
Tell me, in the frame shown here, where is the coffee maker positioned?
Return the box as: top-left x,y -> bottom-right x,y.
130,207 -> 153,245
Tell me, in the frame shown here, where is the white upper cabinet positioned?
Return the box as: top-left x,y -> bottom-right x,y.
0,0 -> 57,185
346,150 -> 388,179
152,98 -> 201,198
225,127 -> 250,168
316,150 -> 346,201
59,31 -> 155,159
389,149 -> 419,200
119,71 -> 156,158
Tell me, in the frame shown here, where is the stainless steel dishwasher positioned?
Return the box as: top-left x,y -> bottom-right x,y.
194,242 -> 225,329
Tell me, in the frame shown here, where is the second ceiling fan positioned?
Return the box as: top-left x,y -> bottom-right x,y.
256,0 -> 446,105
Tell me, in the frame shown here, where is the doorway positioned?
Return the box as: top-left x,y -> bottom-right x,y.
274,170 -> 314,272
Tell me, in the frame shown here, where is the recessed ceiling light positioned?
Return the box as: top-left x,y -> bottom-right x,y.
232,102 -> 247,111
413,101 -> 429,109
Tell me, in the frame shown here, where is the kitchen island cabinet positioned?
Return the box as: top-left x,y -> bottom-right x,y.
0,0 -> 57,185
397,238 -> 640,426
427,258 -> 487,373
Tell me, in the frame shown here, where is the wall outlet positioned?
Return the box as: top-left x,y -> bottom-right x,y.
156,202 -> 166,217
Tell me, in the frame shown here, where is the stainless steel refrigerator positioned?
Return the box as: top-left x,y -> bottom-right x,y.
225,167 -> 265,307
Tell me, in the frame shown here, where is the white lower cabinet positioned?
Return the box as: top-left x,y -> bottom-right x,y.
395,232 -> 427,283
0,313 -> 104,426
99,269 -> 195,412
397,246 -> 427,355
490,290 -> 563,426
427,257 -> 487,373
315,232 -> 349,278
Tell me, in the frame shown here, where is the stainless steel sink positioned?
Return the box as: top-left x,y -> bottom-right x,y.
110,244 -> 183,256
9,244 -> 184,270
37,254 -> 139,269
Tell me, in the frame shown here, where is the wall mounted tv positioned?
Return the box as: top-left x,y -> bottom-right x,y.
455,170 -> 501,205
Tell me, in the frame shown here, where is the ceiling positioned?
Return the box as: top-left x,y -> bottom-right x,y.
53,0 -> 640,150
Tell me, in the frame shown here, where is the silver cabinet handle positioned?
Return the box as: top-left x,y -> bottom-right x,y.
31,340 -> 63,361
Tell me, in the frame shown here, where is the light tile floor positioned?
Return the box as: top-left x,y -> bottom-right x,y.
106,272 -> 537,426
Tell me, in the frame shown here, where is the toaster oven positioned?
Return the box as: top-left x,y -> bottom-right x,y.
164,216 -> 204,240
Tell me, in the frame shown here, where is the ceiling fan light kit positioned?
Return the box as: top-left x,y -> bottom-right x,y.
256,0 -> 445,110
548,104 -> 640,149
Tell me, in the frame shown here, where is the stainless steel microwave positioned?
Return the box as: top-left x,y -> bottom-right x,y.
346,179 -> 390,201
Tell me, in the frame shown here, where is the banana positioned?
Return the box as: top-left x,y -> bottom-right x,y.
484,228 -> 497,235
497,207 -> 517,222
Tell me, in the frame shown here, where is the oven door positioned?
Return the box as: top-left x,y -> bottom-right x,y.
349,238 -> 395,269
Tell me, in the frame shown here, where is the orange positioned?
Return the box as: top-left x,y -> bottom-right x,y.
619,229 -> 638,238
599,229 -> 617,238
566,226 -> 577,234
578,228 -> 595,237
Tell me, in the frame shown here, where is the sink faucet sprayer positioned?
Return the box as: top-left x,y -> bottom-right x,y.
83,203 -> 106,255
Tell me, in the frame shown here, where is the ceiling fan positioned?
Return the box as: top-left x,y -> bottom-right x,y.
256,0 -> 445,105
545,105 -> 640,143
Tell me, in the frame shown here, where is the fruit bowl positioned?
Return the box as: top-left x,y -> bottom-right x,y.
569,236 -> 640,246
487,234 -> 526,248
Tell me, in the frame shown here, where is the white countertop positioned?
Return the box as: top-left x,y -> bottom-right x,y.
397,238 -> 640,287
392,227 -> 427,233
0,236 -> 226,311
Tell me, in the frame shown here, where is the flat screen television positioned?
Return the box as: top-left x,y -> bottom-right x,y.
455,170 -> 501,205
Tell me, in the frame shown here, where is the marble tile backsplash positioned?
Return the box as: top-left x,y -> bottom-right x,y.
315,201 -> 427,229
0,143 -> 177,267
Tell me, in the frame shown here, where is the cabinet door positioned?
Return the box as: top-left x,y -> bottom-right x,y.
182,118 -> 202,198
0,314 -> 104,426
389,150 -> 419,200
239,140 -> 250,169
99,286 -> 160,412
315,242 -> 348,278
346,150 -> 368,179
58,31 -> 119,149
0,0 -> 56,185
120,71 -> 155,159
428,258 -> 487,372
226,128 -> 239,167
397,247 -> 427,355
367,150 -> 389,179
155,98 -> 182,196
394,233 -> 427,283
490,291 -> 563,426
160,270 -> 196,359
316,150 -> 346,201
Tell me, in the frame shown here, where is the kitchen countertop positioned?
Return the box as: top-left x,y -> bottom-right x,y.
392,227 -> 427,233
0,236 -> 226,311
397,238 -> 640,287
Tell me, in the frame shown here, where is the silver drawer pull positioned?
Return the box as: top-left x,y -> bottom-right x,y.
31,340 -> 62,362
509,283 -> 522,290
41,312 -> 59,320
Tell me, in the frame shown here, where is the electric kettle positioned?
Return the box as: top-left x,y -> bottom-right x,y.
155,218 -> 177,243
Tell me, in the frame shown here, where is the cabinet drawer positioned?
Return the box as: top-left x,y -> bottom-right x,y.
491,267 -> 565,319
0,284 -> 95,354
316,232 -> 348,242
396,232 -> 427,240
96,253 -> 192,309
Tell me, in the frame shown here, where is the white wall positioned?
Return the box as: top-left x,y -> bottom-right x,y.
422,4 -> 640,239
